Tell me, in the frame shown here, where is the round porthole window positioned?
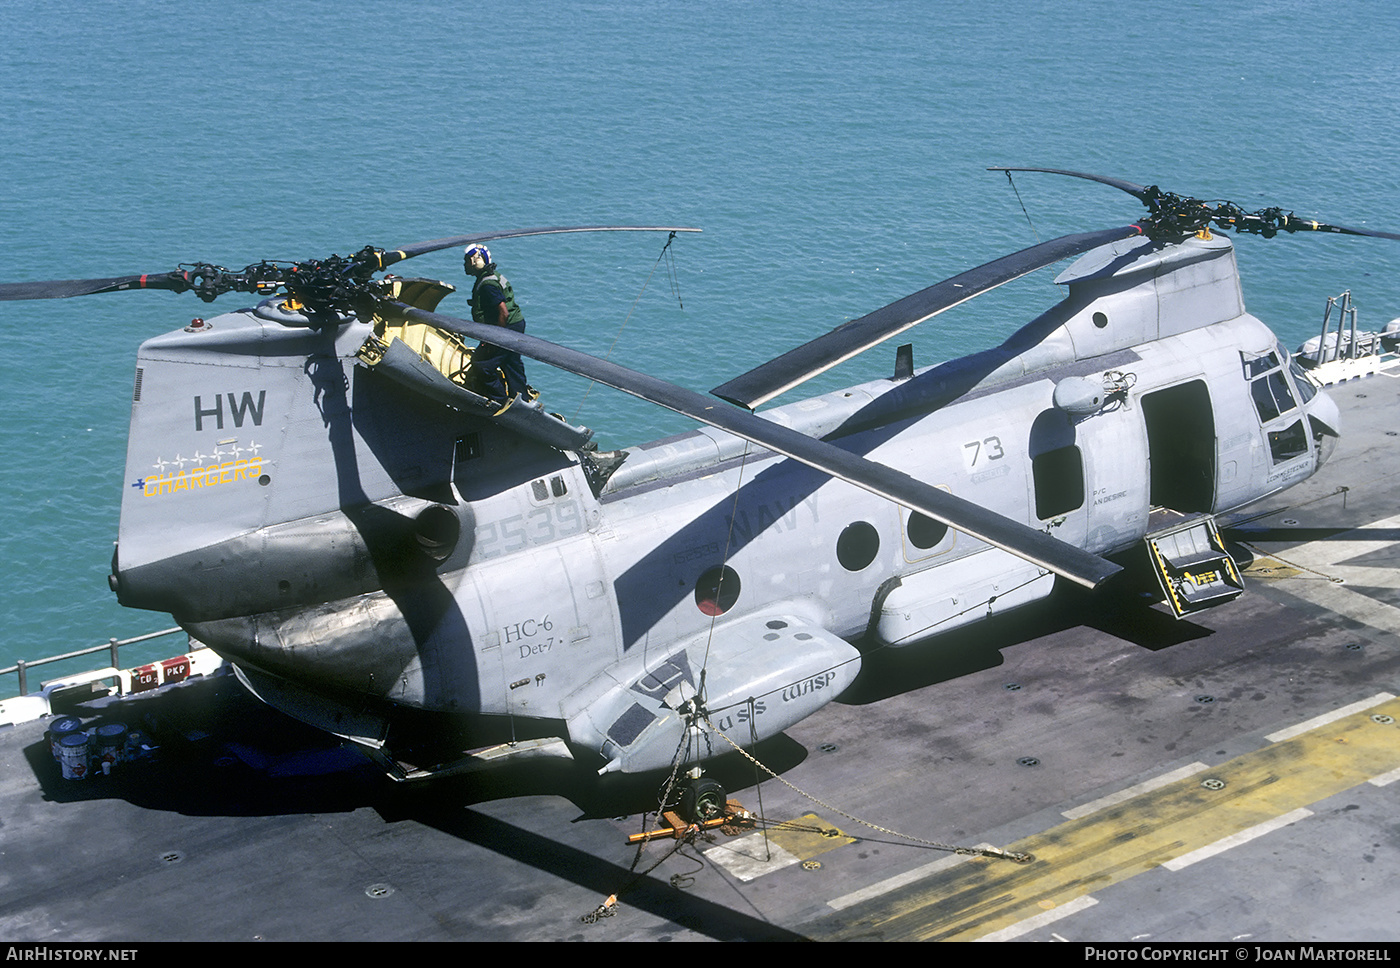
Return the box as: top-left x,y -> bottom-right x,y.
836,521 -> 880,571
695,565 -> 741,616
906,512 -> 948,550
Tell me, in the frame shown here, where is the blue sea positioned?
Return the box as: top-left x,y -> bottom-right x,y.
2,0 -> 1398,689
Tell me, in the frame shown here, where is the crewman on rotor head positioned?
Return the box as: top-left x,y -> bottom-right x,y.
463,244 -> 528,401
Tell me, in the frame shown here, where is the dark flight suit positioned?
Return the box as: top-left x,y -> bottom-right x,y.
469,265 -> 527,400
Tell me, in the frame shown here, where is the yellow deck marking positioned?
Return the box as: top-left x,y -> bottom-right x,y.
1241,557 -> 1302,580
811,697 -> 1400,942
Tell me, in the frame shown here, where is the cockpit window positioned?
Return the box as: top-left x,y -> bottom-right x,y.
1268,419 -> 1309,464
1289,359 -> 1317,404
1242,350 -> 1298,424
1242,350 -> 1281,379
1251,370 -> 1297,422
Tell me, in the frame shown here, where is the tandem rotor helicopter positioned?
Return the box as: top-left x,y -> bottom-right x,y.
4,168 -> 1397,823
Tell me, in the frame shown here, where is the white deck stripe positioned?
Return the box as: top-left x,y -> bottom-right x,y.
826,845 -> 993,910
704,837 -> 801,882
1265,511 -> 1400,568
1368,764 -> 1400,787
1161,808 -> 1314,871
1264,692 -> 1395,743
1247,510 -> 1400,637
1061,763 -> 1210,820
975,895 -> 1099,942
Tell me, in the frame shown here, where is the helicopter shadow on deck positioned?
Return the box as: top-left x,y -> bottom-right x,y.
21,679 -> 804,940
24,660 -> 804,827
25,674 -> 385,817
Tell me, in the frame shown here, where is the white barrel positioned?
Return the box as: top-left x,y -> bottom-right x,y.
58,731 -> 90,780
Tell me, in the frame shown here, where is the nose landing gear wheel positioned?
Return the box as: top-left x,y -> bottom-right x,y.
677,776 -> 727,823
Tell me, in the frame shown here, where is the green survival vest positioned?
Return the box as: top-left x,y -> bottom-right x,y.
470,268 -> 525,328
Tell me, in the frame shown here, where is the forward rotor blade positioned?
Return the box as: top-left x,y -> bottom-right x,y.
0,271 -> 190,301
379,225 -> 701,269
987,167 -> 1150,201
711,224 -> 1144,410
0,227 -> 700,301
392,302 -> 1122,590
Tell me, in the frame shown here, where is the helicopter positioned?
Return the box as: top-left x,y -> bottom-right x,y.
3,169 -> 1394,823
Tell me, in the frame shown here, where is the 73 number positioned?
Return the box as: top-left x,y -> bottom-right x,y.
963,435 -> 1005,468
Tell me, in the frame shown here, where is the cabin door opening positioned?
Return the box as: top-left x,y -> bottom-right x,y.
1141,380 -> 1216,513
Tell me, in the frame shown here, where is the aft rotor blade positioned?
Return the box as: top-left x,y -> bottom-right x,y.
711,224 -> 1144,410
378,225 -> 702,269
987,167 -> 1151,201
1271,217 -> 1400,242
393,302 -> 1122,590
0,271 -> 190,301
990,167 -> 1400,241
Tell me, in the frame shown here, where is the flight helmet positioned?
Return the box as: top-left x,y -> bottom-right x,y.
464,244 -> 492,272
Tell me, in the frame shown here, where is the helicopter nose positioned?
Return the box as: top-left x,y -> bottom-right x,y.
1309,388 -> 1341,467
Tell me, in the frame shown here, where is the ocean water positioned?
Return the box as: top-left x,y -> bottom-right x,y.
1,0 -> 1398,687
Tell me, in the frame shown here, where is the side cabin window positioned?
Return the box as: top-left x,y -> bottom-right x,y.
1032,446 -> 1084,520
1028,410 -> 1084,521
